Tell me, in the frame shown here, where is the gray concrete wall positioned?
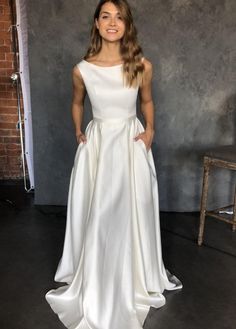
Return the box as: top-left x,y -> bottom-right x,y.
27,0 -> 236,210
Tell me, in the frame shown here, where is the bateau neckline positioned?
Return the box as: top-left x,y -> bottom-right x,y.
82,59 -> 123,68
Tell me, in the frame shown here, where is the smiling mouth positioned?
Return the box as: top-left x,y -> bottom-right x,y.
107,29 -> 118,33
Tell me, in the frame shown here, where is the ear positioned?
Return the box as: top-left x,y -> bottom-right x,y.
95,18 -> 99,29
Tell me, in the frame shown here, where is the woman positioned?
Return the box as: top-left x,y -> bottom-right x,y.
45,1 -> 183,328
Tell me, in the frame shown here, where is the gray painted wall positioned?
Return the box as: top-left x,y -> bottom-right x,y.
27,0 -> 236,210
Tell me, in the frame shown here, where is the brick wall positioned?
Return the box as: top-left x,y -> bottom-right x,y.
0,0 -> 23,179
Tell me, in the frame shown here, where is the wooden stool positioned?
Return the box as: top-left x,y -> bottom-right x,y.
198,145 -> 236,246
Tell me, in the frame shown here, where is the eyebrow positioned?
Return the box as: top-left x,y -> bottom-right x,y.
100,11 -> 121,15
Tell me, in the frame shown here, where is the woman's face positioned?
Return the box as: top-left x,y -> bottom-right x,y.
95,2 -> 125,43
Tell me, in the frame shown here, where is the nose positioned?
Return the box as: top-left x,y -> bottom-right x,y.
109,16 -> 117,25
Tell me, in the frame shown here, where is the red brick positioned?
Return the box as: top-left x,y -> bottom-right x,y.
4,38 -> 12,46
5,84 -> 14,91
0,91 -> 13,98
0,0 -> 23,179
5,68 -> 14,75
0,105 -> 8,112
4,22 -> 11,31
0,45 -> 10,53
0,155 -> 7,164
0,99 -> 16,106
8,156 -> 21,165
11,93 -> 17,100
9,172 -> 22,177
0,13 -> 11,22
11,172 -> 23,179
6,143 -> 21,150
0,107 -> 18,114
0,122 -> 16,129
7,99 -> 17,106
9,129 -> 20,137
2,107 -> 17,114
0,71 -> 7,77
7,148 -> 21,156
0,31 -> 10,39
3,6 -> 10,15
0,91 -> 7,97
0,106 -> 8,112
7,163 -> 20,170
0,113 -> 18,122
0,76 -> 11,83
0,22 -> 5,31
4,136 -> 20,143
9,174 -> 22,178
0,128 -> 11,136
0,83 -> 6,91
12,174 -> 21,178
5,87 -> 15,95
5,52 -> 13,60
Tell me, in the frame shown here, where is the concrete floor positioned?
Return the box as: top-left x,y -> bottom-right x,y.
0,182 -> 235,329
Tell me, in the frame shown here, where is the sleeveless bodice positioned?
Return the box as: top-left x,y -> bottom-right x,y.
76,60 -> 139,120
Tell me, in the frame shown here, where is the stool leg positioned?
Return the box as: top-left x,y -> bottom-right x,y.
232,185 -> 236,232
198,157 -> 210,246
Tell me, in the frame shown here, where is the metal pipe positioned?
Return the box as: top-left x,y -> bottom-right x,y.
9,0 -> 33,192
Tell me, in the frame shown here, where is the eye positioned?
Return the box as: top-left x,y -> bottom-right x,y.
117,16 -> 123,20
101,15 -> 108,19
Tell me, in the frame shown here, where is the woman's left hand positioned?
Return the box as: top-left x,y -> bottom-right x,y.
134,128 -> 155,151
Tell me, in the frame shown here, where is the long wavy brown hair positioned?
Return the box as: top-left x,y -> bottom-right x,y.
84,0 -> 145,88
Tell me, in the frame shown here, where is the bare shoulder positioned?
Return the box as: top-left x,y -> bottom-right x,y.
72,64 -> 82,78
142,57 -> 153,72
72,64 -> 84,85
142,57 -> 153,83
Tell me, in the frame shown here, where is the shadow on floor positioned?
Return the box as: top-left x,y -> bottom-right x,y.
0,182 -> 235,329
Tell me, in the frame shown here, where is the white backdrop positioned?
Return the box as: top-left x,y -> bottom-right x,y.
16,0 -> 34,189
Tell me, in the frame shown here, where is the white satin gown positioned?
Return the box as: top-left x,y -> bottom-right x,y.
45,58 -> 183,329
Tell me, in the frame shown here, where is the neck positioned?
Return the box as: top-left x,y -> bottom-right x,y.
97,40 -> 122,62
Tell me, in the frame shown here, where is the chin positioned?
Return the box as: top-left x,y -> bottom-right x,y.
102,36 -> 123,43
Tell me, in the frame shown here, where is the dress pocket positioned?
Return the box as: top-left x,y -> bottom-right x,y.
137,138 -> 148,153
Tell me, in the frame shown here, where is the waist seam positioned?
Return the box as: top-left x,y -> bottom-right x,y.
93,114 -> 136,123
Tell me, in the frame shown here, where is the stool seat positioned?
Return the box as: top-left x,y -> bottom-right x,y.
198,145 -> 236,246
204,145 -> 236,163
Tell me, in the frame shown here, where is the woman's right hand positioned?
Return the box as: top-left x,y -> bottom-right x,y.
76,132 -> 87,144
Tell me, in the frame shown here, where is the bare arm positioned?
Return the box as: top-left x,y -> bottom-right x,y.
135,58 -> 155,151
71,65 -> 87,143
